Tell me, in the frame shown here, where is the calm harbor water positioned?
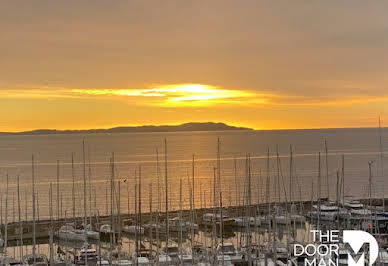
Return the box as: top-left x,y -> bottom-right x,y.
0,128 -> 386,221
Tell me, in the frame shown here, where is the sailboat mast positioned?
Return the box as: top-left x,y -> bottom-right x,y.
17,175 -> 23,258
88,145 -> 92,224
149,183 -> 153,258
56,160 -> 60,222
134,180 -> 138,258
342,155 -> 345,205
187,174 -> 194,264
49,183 -> 53,266
234,156 -> 239,208
24,191 -> 27,222
155,148 -> 160,262
212,167 -> 217,257
220,191 -> 224,266
111,153 -> 116,244
156,148 -> 161,214
317,152 -> 321,230
246,154 -> 252,265
290,145 -> 293,204
379,117 -> 385,211
217,138 -> 221,204
276,145 -> 281,204
336,172 -> 340,229
118,180 -> 121,249
192,154 -> 195,207
32,155 -> 36,265
164,139 -> 169,249
71,154 -> 76,222
325,140 -> 330,200
369,161 -> 373,208
138,166 -> 142,249
0,195 -> 2,233
5,173 -> 8,253
266,149 -> 270,222
178,178 -> 182,262
83,141 -> 87,229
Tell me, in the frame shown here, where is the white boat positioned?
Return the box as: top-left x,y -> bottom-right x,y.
241,244 -> 264,262
75,246 -> 99,266
343,200 -> 372,217
168,217 -> 199,231
308,202 -> 349,221
272,206 -> 305,225
290,205 -> 306,223
178,254 -> 194,265
234,216 -> 262,227
156,255 -> 172,265
79,224 -> 100,240
273,214 -> 305,225
97,260 -> 110,266
99,223 -> 117,240
52,253 -> 73,266
217,242 -> 243,263
203,213 -> 236,227
337,248 -> 348,266
0,256 -> 23,266
99,224 -> 114,234
56,225 -> 87,242
216,255 -> 234,265
162,243 -> 180,258
0,238 -> 4,253
22,254 -> 48,266
256,257 -> 276,266
379,248 -> 388,266
143,223 -> 167,234
112,259 -> 134,266
132,257 -> 150,265
122,225 -> 144,235
72,228 -> 100,240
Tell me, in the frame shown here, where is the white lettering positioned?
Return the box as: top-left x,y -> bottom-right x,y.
294,244 -> 305,256
305,258 -> 316,266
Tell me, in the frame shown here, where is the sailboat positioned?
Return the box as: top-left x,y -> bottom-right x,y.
122,172 -> 144,235
23,156 -> 49,266
74,244 -> 99,266
0,174 -> 14,265
55,158 -> 88,242
80,145 -> 100,240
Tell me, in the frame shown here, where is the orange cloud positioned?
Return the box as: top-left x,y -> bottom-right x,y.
71,84 -> 270,107
2,84 -> 388,108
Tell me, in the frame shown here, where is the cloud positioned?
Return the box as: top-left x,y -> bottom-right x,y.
1,83 -> 388,108
71,84 -> 270,107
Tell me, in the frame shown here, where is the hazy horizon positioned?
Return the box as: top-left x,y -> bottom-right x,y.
2,121 -> 388,134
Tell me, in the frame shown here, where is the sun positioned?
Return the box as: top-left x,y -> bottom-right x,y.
150,83 -> 254,107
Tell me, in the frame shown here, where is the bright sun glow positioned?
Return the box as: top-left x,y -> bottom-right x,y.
72,84 -> 257,107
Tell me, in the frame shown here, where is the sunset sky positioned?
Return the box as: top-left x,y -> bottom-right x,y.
1,1 -> 388,131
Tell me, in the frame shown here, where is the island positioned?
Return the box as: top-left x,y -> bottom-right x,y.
0,122 -> 253,135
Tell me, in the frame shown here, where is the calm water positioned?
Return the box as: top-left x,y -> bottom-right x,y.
0,128 -> 387,221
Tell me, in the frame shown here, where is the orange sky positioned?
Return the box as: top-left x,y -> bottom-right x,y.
1,1 -> 388,131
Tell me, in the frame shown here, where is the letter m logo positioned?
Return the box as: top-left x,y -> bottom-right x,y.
343,230 -> 378,266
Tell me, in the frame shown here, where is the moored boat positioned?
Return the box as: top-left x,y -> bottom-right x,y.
202,213 -> 236,227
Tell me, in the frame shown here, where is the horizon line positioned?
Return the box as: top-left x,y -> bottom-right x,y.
0,122 -> 386,135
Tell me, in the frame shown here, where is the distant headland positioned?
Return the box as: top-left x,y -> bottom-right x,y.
0,122 -> 253,135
